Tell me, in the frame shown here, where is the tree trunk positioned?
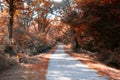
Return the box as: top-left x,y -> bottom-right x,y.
8,0 -> 14,39
37,13 -> 41,31
72,30 -> 80,52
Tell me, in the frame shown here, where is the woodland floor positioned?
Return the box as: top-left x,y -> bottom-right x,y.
64,44 -> 120,80
0,46 -> 57,80
0,44 -> 120,80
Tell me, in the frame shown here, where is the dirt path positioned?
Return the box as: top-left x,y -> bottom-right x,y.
46,44 -> 109,80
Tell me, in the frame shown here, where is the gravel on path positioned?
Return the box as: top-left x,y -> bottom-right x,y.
46,44 -> 109,80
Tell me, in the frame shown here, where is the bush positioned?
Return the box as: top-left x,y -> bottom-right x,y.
0,54 -> 16,73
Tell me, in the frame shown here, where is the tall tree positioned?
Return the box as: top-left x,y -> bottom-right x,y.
6,0 -> 14,39
5,0 -> 23,39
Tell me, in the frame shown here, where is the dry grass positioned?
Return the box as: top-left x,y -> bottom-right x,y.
64,44 -> 120,80
0,46 -> 57,80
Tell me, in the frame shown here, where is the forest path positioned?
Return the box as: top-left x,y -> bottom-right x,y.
46,44 -> 109,80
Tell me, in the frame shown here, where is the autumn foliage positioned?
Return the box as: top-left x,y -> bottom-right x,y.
0,0 -> 120,74
62,0 -> 120,68
0,0 -> 57,72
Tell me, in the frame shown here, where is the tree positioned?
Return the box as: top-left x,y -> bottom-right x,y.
70,0 -> 120,67
4,0 -> 23,39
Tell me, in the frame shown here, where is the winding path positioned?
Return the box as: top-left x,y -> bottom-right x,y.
46,44 -> 109,80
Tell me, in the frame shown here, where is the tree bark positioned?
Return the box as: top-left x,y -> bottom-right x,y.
72,30 -> 80,52
8,0 -> 14,39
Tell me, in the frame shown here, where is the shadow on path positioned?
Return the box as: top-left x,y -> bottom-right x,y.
46,44 -> 109,80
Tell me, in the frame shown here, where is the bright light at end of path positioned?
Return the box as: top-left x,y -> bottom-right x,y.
53,0 -> 63,2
